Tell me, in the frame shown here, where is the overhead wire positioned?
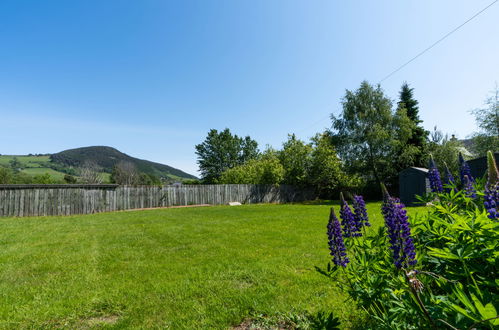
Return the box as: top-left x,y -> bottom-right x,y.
379,0 -> 498,83
296,0 -> 499,135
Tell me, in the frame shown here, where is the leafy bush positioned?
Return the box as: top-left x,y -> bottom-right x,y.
319,151 -> 498,329
218,150 -> 285,185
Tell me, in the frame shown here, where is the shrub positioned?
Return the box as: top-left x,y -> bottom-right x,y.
218,152 -> 285,185
319,151 -> 498,329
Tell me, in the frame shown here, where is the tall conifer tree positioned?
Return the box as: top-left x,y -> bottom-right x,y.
397,82 -> 428,167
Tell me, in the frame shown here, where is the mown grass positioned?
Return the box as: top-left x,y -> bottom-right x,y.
0,202 -> 423,328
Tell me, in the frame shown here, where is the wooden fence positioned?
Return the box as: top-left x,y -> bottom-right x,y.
0,184 -> 315,217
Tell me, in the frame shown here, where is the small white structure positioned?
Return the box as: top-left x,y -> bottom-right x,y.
228,202 -> 242,206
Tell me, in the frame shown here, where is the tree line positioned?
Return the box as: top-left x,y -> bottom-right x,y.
195,81 -> 498,197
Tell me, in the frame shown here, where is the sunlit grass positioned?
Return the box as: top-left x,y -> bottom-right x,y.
0,202 -> 425,328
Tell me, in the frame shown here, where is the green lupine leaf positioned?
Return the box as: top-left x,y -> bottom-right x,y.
449,304 -> 479,322
452,283 -> 476,313
427,247 -> 459,260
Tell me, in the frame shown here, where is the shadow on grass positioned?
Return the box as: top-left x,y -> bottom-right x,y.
294,199 -> 340,206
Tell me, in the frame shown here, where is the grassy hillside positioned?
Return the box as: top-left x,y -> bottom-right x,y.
0,155 -> 51,168
0,155 -> 69,182
50,146 -> 197,181
0,147 -> 197,183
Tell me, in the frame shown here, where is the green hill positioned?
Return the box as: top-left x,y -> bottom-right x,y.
0,146 -> 197,183
50,146 -> 197,181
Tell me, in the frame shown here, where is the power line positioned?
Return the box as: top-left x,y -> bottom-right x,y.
298,1 -> 498,134
295,114 -> 331,134
379,0 -> 498,83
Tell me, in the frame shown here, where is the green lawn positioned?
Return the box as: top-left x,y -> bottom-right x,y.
0,202 -> 423,328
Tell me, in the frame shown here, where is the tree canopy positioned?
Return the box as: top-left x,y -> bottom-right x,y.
470,85 -> 499,156
195,128 -> 259,183
331,81 -> 395,186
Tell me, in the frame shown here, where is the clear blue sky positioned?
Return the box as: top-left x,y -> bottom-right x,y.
1,0 -> 498,176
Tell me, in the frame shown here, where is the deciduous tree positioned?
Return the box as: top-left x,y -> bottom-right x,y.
331,81 -> 395,187
195,128 -> 259,183
470,85 -> 499,156
278,134 -> 312,186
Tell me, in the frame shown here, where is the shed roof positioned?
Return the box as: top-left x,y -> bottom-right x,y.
400,167 -> 428,174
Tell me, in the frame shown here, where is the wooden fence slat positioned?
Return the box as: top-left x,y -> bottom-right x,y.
0,184 -> 315,217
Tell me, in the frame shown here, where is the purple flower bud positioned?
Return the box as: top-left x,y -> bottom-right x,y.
428,156 -> 443,193
340,193 -> 362,237
352,195 -> 370,227
459,153 -> 474,184
463,175 -> 476,199
484,151 -> 499,219
381,185 -> 417,269
327,208 -> 349,267
443,163 -> 456,193
484,185 -> 498,220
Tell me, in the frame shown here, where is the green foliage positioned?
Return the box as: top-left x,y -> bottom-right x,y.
471,85 -> 499,138
217,134 -> 357,196
218,149 -> 284,184
331,81 -> 399,189
279,134 -> 312,186
9,157 -> 22,172
64,174 -> 77,184
0,166 -> 63,184
182,179 -> 201,185
139,173 -> 162,186
195,128 -> 259,183
470,86 -> 499,157
392,107 -> 424,172
308,133 -> 360,196
0,167 -> 13,184
428,132 -> 464,177
395,83 -> 429,168
331,81 -> 432,194
32,173 -> 56,184
320,177 -> 498,329
470,135 -> 499,158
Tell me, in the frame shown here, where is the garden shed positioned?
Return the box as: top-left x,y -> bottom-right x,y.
399,167 -> 430,206
468,152 -> 499,180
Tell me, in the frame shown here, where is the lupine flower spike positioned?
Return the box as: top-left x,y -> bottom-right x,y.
463,175 -> 476,199
459,153 -> 474,184
352,194 -> 370,227
327,208 -> 349,267
484,151 -> 499,220
381,184 -> 417,269
443,162 -> 456,193
428,155 -> 443,193
340,192 -> 361,237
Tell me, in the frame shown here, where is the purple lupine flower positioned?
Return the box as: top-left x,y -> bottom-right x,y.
352,194 -> 370,227
463,175 -> 476,199
340,193 -> 361,237
381,185 -> 417,269
327,208 -> 349,267
443,162 -> 456,193
484,151 -> 499,220
484,185 -> 499,220
459,153 -> 474,184
428,156 -> 443,193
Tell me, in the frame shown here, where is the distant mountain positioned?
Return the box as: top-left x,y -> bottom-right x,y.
50,146 -> 197,181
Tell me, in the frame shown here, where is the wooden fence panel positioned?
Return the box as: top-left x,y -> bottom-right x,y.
0,184 -> 316,217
